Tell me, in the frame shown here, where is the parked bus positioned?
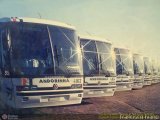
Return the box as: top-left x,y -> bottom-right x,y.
0,17 -> 83,108
157,60 -> 160,82
132,53 -> 144,89
151,59 -> 159,84
143,57 -> 152,85
79,35 -> 116,98
114,47 -> 134,91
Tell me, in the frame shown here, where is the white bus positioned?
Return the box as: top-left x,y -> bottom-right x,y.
79,35 -> 116,98
157,60 -> 160,83
143,57 -> 152,85
114,47 -> 134,91
0,17 -> 83,108
132,53 -> 144,89
151,59 -> 159,84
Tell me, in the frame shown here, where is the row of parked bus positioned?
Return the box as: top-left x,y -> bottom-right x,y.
0,17 -> 159,109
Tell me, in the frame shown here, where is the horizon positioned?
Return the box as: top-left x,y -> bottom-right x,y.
0,0 -> 160,59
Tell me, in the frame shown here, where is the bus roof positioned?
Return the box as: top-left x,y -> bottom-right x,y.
0,17 -> 76,30
143,56 -> 150,59
143,57 -> 151,61
133,53 -> 143,56
79,34 -> 111,44
114,47 -> 130,51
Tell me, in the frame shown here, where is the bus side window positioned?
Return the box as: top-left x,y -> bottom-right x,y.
0,29 -> 2,76
0,29 -> 10,76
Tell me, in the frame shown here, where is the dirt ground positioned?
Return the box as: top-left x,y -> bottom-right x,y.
1,83 -> 160,120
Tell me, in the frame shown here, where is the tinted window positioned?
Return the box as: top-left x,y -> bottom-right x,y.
96,42 -> 111,53
81,39 -> 97,52
80,39 -> 98,75
49,26 -> 81,75
9,23 -> 54,77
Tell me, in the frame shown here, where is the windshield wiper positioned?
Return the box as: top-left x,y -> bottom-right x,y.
124,71 -> 130,76
125,71 -> 134,76
105,71 -> 110,77
85,71 -> 97,77
64,73 -> 72,78
104,70 -> 116,77
43,68 -> 54,74
137,72 -> 143,76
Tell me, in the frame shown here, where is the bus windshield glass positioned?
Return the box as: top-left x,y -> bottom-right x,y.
144,58 -> 152,74
3,22 -> 80,77
152,60 -> 158,74
96,41 -> 115,76
133,54 -> 144,74
115,48 -> 133,75
158,63 -> 160,73
80,39 -> 99,75
8,23 -> 54,77
80,39 -> 115,76
49,26 -> 81,75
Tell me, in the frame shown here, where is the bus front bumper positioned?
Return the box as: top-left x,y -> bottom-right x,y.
116,81 -> 133,91
143,78 -> 152,86
132,80 -> 143,89
14,90 -> 83,108
83,85 -> 116,98
152,77 -> 159,84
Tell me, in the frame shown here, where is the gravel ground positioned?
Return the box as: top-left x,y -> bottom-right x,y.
0,83 -> 160,120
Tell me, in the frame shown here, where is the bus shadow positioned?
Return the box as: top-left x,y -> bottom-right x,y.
0,98 -> 93,115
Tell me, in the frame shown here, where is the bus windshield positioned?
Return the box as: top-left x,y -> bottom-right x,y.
144,58 -> 152,74
8,23 -> 53,77
115,49 -> 133,75
80,39 -> 115,76
158,62 -> 160,73
96,41 -> 115,76
2,22 -> 80,77
152,60 -> 158,74
158,63 -> 160,75
49,26 -> 81,75
133,55 -> 144,74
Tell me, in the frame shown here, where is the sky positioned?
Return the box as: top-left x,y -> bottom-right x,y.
0,0 -> 160,59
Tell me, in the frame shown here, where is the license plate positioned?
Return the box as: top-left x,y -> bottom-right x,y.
95,91 -> 104,94
107,89 -> 113,92
40,98 -> 48,103
122,86 -> 127,88
49,97 -> 66,101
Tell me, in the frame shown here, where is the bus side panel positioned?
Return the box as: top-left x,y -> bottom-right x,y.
0,78 -> 16,108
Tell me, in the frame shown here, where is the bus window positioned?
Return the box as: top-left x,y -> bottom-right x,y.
115,48 -> 133,76
133,55 -> 144,75
9,23 -> 54,77
96,42 -> 114,75
80,39 -> 99,75
0,26 -> 4,75
49,26 -> 81,76
0,26 -> 2,68
0,28 -> 11,76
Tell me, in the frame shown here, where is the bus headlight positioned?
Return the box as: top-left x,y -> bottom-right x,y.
84,82 -> 88,86
21,78 -> 30,86
16,78 -> 31,91
16,86 -> 29,91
